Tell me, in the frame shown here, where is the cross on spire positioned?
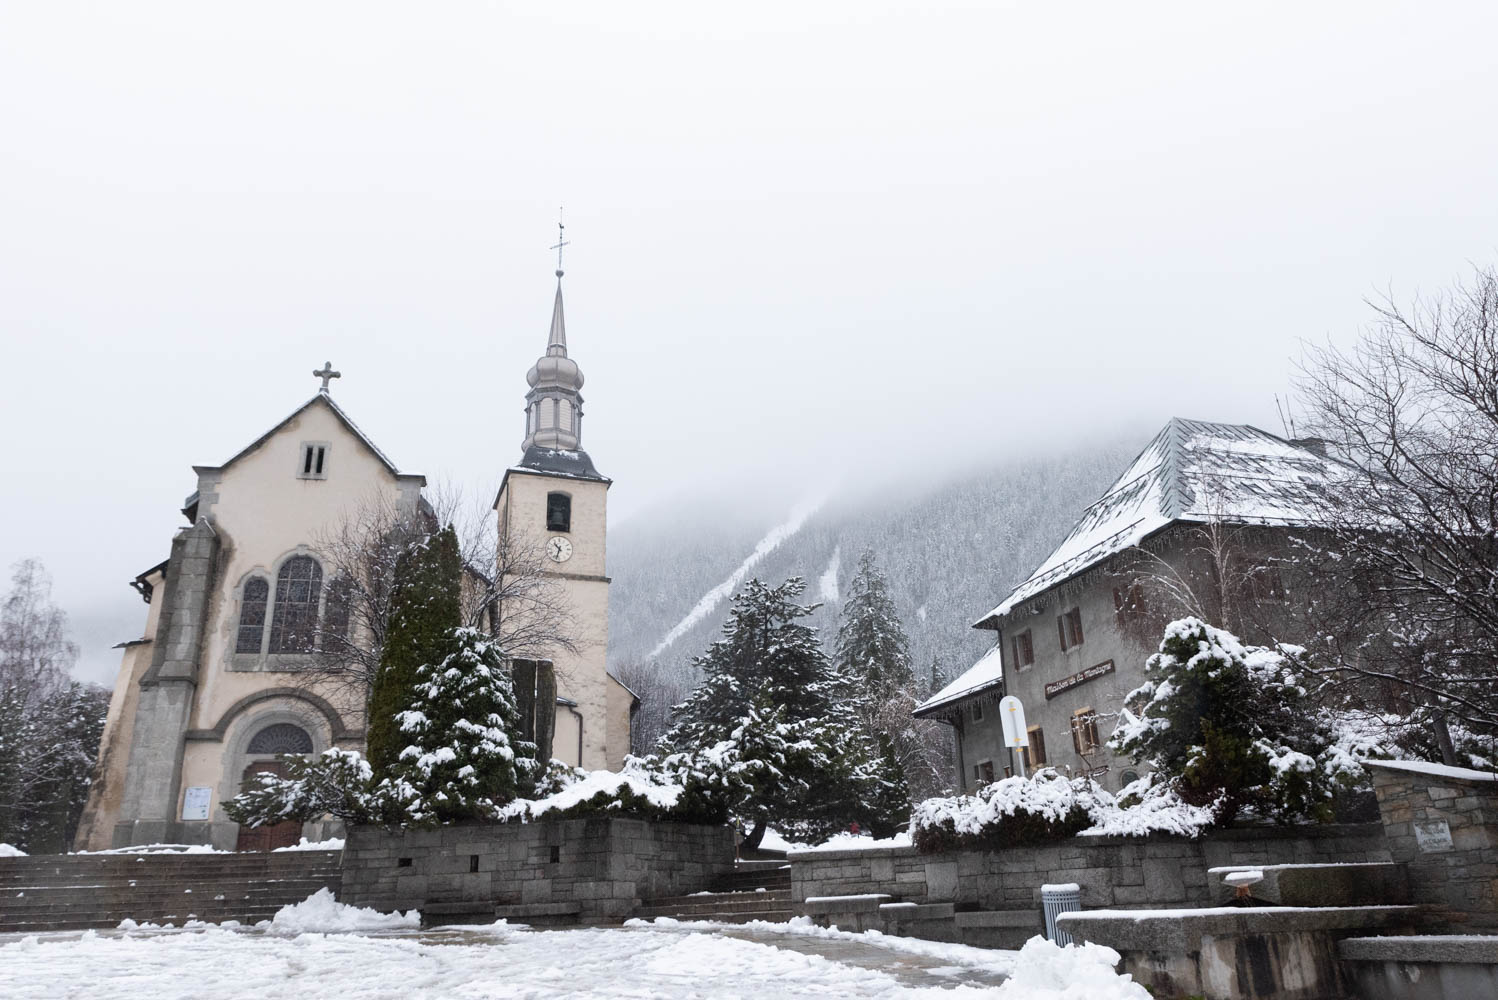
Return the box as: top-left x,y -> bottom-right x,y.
312,361 -> 341,393
549,207 -> 569,277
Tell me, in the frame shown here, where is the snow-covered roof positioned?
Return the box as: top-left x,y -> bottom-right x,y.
912,643 -> 1004,716
975,418 -> 1340,628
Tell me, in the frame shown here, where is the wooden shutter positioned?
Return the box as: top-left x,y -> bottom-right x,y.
1030,727 -> 1046,766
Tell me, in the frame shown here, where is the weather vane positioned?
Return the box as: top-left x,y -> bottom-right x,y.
549,207 -> 569,277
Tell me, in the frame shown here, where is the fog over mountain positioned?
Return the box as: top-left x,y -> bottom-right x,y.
608,437 -> 1139,747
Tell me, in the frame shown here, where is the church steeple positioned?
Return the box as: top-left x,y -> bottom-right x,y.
522,267 -> 586,454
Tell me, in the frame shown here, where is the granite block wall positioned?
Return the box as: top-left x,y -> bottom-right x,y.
1368,760 -> 1498,930
789,823 -> 1390,912
340,817 -> 733,920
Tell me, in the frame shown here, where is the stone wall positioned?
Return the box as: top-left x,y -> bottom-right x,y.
790,823 -> 1390,912
1368,759 -> 1498,930
340,817 -> 733,922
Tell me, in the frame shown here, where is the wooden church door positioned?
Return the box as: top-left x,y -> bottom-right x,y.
234,761 -> 302,852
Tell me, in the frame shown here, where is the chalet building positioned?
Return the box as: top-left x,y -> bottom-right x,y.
914,418 -> 1342,793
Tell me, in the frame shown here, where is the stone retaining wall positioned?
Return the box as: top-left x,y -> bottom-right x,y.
1368,760 -> 1498,930
789,823 -> 1389,912
340,817 -> 733,921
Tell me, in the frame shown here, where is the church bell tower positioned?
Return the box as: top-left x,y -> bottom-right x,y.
493,231 -> 630,771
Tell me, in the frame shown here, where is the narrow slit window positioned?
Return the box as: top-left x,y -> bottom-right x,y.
314,446 -> 325,475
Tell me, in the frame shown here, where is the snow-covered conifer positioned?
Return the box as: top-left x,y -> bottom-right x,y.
382,626 -> 537,824
833,550 -> 914,704
659,577 -> 887,845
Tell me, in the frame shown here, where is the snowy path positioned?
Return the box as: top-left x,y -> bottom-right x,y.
1,922 -> 1010,999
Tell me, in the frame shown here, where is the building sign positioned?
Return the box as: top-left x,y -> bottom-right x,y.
1044,660 -> 1115,700
181,786 -> 213,822
1415,819 -> 1454,853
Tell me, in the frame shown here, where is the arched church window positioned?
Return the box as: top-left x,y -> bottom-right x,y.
247,722 -> 313,755
269,556 -> 322,653
235,578 -> 269,654
546,492 -> 571,533
560,399 -> 573,431
322,574 -> 352,641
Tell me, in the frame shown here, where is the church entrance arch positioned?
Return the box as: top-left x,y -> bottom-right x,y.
233,722 -> 313,851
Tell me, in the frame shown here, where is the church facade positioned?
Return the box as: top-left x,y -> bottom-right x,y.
75,271 -> 631,852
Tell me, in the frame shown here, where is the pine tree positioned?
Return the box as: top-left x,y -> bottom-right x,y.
660,577 -> 886,845
834,550 -> 914,705
830,551 -> 915,826
383,627 -> 537,823
365,526 -> 462,778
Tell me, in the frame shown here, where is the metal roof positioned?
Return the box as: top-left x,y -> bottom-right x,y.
973,418 -> 1340,628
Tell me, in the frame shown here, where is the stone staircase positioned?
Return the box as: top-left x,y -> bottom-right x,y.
634,859 -> 795,924
0,851 -> 343,933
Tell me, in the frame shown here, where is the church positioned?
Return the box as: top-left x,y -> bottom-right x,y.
74,265 -> 634,852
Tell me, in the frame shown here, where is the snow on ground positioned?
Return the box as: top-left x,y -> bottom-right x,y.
0,923 -> 1147,1000
73,843 -> 228,855
272,837 -> 346,852
0,843 -> 25,858
264,888 -> 419,934
2,894 -> 1151,999
818,546 -> 841,603
648,491 -> 829,659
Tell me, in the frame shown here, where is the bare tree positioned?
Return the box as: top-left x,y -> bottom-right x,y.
297,483 -> 578,711
0,559 -> 78,714
1294,264 -> 1498,754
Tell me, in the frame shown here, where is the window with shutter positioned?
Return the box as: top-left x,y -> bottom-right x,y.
1028,726 -> 1046,765
1072,707 -> 1101,753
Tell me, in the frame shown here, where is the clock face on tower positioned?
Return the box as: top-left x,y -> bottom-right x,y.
547,536 -> 574,563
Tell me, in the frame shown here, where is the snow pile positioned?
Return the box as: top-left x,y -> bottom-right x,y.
792,831 -> 912,852
272,837 -> 346,852
495,763 -> 683,822
265,888 -> 419,935
74,843 -> 226,855
994,936 -> 1150,999
0,843 -> 26,858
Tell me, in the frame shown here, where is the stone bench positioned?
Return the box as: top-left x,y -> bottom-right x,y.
1207,861 -> 1410,907
1339,935 -> 1498,1000
1056,905 -> 1425,1000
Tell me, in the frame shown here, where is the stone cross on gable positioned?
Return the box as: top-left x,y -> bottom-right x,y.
313,361 -> 341,393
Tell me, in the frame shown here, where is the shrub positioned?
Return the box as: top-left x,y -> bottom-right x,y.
910,769 -> 1095,852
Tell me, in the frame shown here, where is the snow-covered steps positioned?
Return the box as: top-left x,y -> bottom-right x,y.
0,850 -> 343,933
632,860 -> 794,925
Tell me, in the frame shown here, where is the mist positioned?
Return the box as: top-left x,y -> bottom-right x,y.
2,2 -> 1496,684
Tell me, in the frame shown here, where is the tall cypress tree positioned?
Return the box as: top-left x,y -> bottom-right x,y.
365,526 -> 461,778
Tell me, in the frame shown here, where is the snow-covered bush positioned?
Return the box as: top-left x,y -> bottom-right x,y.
381,627 -> 537,824
911,769 -> 1097,851
225,747 -> 391,827
1110,617 -> 1369,826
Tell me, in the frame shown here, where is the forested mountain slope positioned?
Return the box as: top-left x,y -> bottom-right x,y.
608,439 -> 1138,749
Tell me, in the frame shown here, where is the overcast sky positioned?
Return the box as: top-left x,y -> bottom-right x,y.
3,1 -> 1497,685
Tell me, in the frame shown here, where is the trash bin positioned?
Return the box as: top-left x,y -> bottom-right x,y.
1041,883 -> 1081,944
